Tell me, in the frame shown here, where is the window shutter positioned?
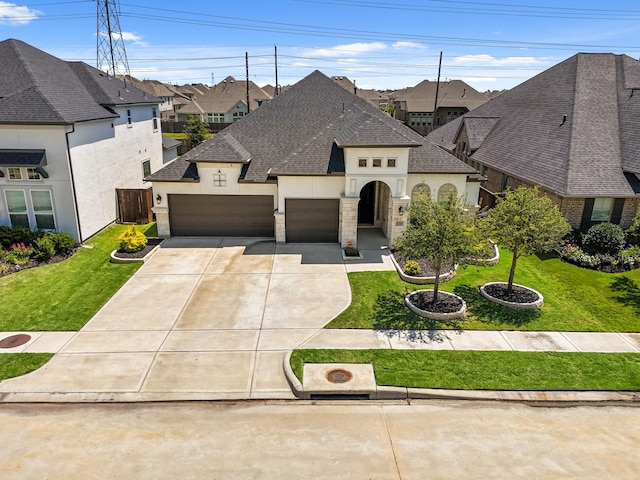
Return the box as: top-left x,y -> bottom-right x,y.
611,198 -> 625,225
580,198 -> 595,230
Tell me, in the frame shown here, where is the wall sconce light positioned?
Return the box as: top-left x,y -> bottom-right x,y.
156,194 -> 162,205
399,205 -> 404,216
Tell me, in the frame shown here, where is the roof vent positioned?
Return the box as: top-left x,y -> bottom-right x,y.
560,114 -> 567,126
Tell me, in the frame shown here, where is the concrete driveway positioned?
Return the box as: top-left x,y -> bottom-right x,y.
0,237 -> 365,401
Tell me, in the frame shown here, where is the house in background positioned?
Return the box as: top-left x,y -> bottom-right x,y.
331,76 -> 390,110
392,79 -> 489,135
148,71 -> 480,247
161,136 -> 181,164
427,53 -> 640,230
176,76 -> 272,124
0,39 -> 163,241
125,77 -> 188,121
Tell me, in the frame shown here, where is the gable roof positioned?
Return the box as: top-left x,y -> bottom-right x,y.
148,71 -> 474,182
393,79 -> 489,112
0,39 -> 159,126
178,76 -> 272,115
427,53 -> 640,197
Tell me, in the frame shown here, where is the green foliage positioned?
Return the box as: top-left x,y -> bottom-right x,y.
403,260 -> 421,276
4,242 -> 34,265
582,222 -> 626,254
118,226 -> 148,253
0,353 -> 53,382
183,114 -> 210,149
0,226 -> 43,249
626,210 -> 640,246
479,186 -> 571,291
51,231 -> 77,254
395,193 -> 477,301
344,246 -> 360,257
34,234 -> 56,260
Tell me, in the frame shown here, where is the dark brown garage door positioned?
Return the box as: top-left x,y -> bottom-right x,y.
285,199 -> 339,243
169,194 -> 274,236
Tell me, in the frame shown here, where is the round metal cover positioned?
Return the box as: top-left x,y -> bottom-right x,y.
326,368 -> 353,384
0,334 -> 32,349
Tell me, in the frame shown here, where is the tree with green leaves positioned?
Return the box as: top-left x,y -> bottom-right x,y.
480,186 -> 571,294
395,193 -> 477,302
183,115 -> 209,149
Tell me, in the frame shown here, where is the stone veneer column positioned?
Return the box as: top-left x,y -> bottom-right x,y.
340,196 -> 360,248
151,206 -> 170,237
274,212 -> 286,243
387,197 -> 411,246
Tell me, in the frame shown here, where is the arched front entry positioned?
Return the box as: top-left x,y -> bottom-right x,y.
358,181 -> 392,227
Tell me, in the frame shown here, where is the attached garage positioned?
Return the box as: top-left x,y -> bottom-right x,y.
285,199 -> 339,243
168,194 -> 274,236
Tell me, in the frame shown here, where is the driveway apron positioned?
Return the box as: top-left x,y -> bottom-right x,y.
0,238 -> 352,401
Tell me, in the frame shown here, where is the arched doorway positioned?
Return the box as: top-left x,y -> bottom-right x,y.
358,182 -> 376,225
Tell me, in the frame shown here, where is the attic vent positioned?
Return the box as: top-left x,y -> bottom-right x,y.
560,114 -> 567,126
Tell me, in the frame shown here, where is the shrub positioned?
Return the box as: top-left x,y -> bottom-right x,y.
0,262 -> 8,275
4,242 -> 34,265
582,223 -> 626,255
51,231 -> 77,254
34,234 -> 56,260
559,244 -> 601,269
0,226 -> 43,249
626,212 -> 640,246
344,246 -> 359,257
403,260 -> 422,276
620,246 -> 640,268
118,226 -> 148,253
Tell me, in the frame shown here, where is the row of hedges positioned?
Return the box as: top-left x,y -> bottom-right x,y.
0,226 -> 77,267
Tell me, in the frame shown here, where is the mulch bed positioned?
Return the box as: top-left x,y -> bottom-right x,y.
483,283 -> 539,303
0,250 -> 77,278
112,238 -> 163,259
392,252 -> 453,277
408,290 -> 463,313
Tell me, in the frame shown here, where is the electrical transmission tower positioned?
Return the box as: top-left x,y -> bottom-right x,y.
96,0 -> 132,79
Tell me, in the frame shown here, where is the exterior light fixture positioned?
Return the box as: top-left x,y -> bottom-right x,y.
399,205 -> 404,216
156,193 -> 162,205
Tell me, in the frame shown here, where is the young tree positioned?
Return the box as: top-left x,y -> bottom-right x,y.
183,115 -> 209,149
395,193 -> 477,302
480,186 -> 571,294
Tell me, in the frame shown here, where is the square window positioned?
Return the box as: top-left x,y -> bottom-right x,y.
372,158 -> 382,168
27,168 -> 41,180
142,160 -> 151,179
591,198 -> 613,222
358,158 -> 367,168
213,173 -> 227,187
387,158 -> 396,168
8,167 -> 22,180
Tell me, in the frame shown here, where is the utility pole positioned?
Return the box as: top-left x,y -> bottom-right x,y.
246,52 -> 250,114
96,0 -> 131,80
274,45 -> 279,96
431,51 -> 443,134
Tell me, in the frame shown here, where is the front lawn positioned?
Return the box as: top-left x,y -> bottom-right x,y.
0,353 -> 53,382
327,248 -> 640,332
0,223 -> 156,331
291,349 -> 640,391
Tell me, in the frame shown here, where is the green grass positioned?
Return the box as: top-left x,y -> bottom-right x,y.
0,353 -> 53,382
327,248 -> 640,332
291,349 -> 640,390
0,223 -> 156,331
163,132 -> 213,140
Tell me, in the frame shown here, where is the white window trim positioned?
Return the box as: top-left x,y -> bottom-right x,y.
3,188 -> 56,230
30,189 -> 56,230
7,167 -> 22,180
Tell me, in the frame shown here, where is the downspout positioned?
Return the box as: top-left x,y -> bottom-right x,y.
65,124 -> 84,243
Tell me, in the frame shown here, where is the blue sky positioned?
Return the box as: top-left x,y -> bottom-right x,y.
2,0 -> 640,91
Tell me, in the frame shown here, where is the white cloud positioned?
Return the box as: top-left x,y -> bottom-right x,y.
392,41 -> 426,50
453,54 -> 545,66
0,2 -> 40,25
119,31 -> 149,47
462,77 -> 497,84
306,42 -> 387,58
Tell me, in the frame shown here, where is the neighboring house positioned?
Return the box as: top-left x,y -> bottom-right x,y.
148,71 -> 480,247
331,76 -> 390,109
177,76 -> 272,124
0,39 -> 163,241
161,136 -> 181,164
427,53 -> 640,230
125,78 -> 189,121
392,79 -> 489,135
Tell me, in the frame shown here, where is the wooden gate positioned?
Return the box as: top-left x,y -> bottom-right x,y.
116,188 -> 154,224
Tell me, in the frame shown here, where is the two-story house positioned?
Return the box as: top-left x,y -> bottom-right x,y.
148,71 -> 480,247
0,39 -> 163,241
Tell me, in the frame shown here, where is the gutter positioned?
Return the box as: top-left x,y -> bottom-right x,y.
64,124 -> 83,243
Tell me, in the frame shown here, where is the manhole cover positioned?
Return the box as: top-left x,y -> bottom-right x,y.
326,368 -> 353,384
0,334 -> 32,349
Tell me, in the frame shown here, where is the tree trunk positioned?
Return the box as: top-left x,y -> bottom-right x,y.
508,247 -> 518,294
433,261 -> 441,303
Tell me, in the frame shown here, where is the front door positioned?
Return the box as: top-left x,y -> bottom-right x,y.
358,182 -> 376,225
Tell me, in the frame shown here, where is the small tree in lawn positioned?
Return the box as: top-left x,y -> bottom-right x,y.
183,115 -> 209,149
395,193 -> 477,302
480,186 -> 571,294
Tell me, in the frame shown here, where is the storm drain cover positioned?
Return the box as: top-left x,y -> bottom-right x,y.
326,368 -> 353,384
0,334 -> 32,349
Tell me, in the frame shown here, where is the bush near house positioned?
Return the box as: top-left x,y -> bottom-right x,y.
118,226 -> 148,253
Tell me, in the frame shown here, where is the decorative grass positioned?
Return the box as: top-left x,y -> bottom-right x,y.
0,353 -> 53,382
327,248 -> 640,332
0,223 -> 156,331
291,349 -> 640,391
